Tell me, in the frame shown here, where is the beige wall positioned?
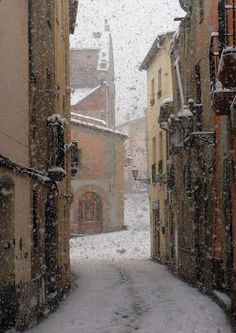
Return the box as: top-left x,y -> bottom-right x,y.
118,117 -> 148,193
0,169 -> 31,284
146,36 -> 173,262
55,0 -> 72,288
71,123 -> 125,233
0,0 -> 29,166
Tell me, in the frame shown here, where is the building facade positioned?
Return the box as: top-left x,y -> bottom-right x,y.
210,0 -> 236,311
117,117 -> 148,194
149,0 -> 236,313
0,0 -> 78,330
70,23 -> 116,128
140,33 -> 174,263
70,116 -> 127,234
70,22 -> 127,234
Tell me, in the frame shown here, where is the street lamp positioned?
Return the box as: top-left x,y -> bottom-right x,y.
131,169 -> 150,184
177,105 -> 194,133
168,114 -> 183,153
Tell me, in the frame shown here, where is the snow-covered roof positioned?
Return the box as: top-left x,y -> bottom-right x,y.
71,86 -> 101,106
71,118 -> 128,138
71,112 -> 107,126
160,96 -> 173,107
139,31 -> 175,71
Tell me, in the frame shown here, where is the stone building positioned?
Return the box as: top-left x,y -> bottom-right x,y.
70,23 -> 126,234
70,115 -> 127,234
210,0 -> 236,311
117,117 -> 148,194
166,0 -> 236,310
167,0 -> 216,288
0,0 -> 78,330
139,32 -> 174,263
70,23 -> 116,128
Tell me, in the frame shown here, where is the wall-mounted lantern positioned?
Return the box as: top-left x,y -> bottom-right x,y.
125,154 -> 133,167
170,100 -> 215,148
132,169 -> 150,184
177,105 -> 194,141
168,114 -> 183,154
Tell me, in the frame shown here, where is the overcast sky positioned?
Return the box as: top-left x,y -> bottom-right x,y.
70,0 -> 184,125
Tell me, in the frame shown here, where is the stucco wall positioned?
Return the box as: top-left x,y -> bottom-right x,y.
146,35 -> 173,262
0,0 -> 29,166
71,123 -> 125,234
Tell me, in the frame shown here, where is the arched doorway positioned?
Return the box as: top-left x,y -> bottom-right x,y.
0,176 -> 16,329
78,192 -> 103,234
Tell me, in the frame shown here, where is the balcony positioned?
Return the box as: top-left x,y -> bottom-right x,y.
218,47 -> 236,88
209,32 -> 236,115
158,96 -> 173,125
212,85 -> 235,115
217,0 -> 236,88
230,94 -> 236,128
47,114 -> 68,181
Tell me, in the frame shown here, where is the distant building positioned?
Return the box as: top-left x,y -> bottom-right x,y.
71,116 -> 127,234
70,23 -> 126,234
70,24 -> 115,128
117,117 -> 148,194
0,0 -> 78,330
140,32 -> 174,263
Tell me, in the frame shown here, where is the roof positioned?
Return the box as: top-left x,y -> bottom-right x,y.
117,116 -> 146,130
71,112 -> 107,126
139,31 -> 175,71
71,118 -> 128,139
71,85 -> 101,106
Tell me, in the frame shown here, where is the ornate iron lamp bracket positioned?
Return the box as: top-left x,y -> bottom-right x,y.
190,132 -> 215,145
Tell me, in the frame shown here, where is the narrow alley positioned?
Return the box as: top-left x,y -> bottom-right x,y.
26,195 -> 233,333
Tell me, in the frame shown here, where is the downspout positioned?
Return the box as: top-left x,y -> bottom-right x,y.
174,57 -> 185,107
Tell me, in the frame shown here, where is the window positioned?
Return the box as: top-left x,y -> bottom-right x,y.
158,69 -> 162,98
152,137 -> 156,163
158,160 -> 163,175
46,1 -> 52,29
183,159 -> 192,198
150,78 -> 155,105
199,0 -> 204,23
159,131 -> 163,161
48,115 -> 67,169
71,141 -> 80,177
152,163 -> 157,184
32,191 -> 38,249
168,164 -> 175,190
195,63 -> 202,104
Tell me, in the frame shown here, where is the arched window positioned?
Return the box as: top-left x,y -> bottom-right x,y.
78,192 -> 102,224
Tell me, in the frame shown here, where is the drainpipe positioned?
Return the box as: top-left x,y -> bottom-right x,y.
174,57 -> 185,107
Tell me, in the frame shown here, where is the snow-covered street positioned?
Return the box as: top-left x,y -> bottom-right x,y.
27,194 -> 233,333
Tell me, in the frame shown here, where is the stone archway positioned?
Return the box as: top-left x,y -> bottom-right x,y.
0,176 -> 16,329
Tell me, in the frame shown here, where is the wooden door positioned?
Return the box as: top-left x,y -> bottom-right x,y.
78,192 -> 103,234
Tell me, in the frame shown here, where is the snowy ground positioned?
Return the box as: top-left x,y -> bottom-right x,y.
27,193 -> 234,333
